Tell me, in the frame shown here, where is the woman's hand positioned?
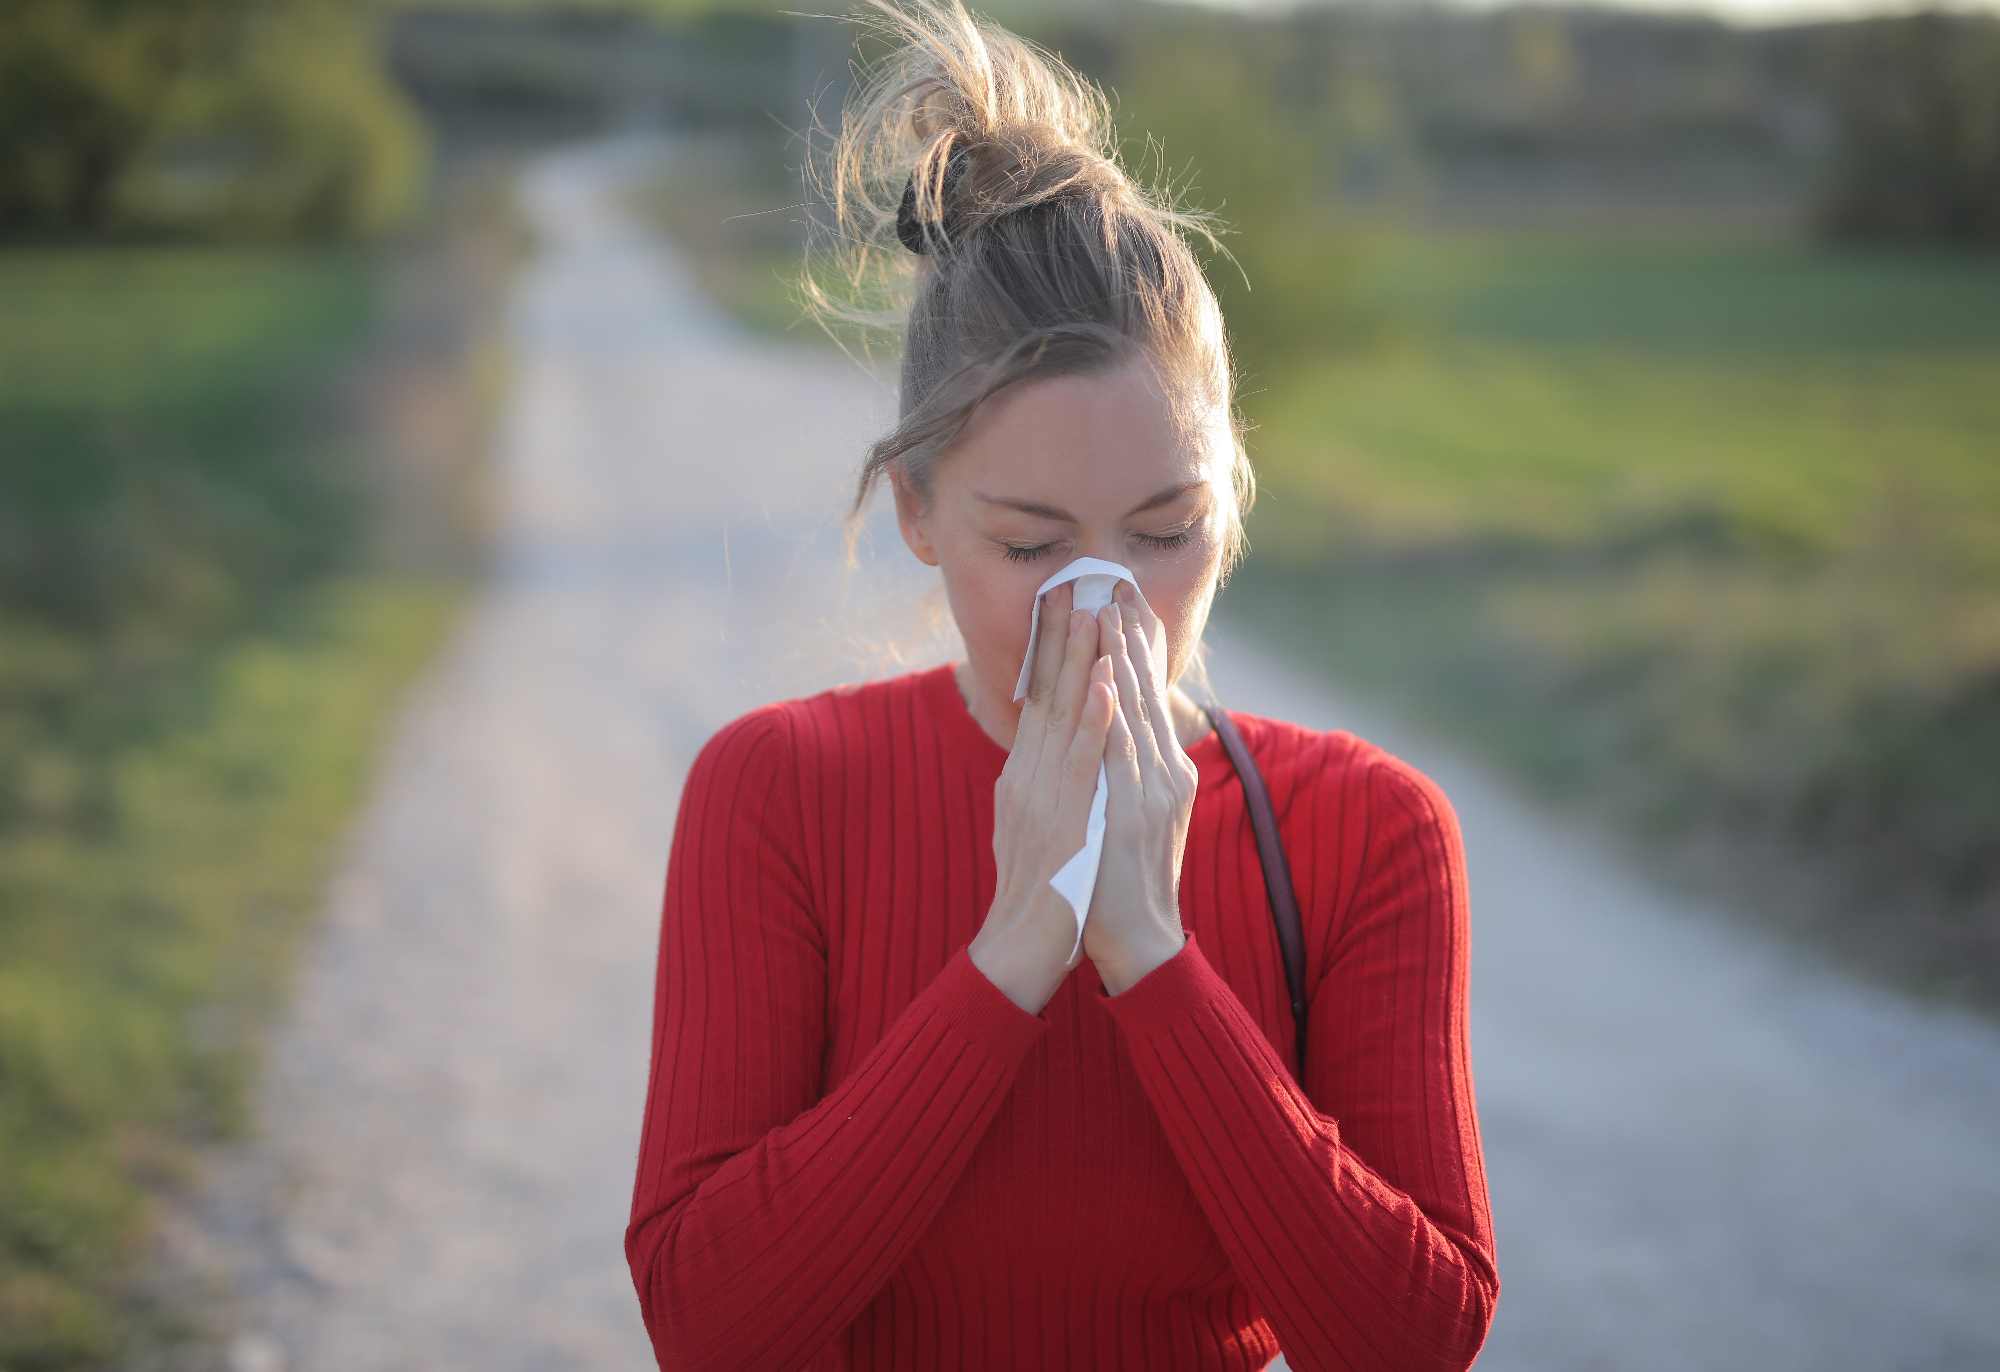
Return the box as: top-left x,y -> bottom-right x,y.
971,578 -> 1120,1014
1083,579 -> 1196,995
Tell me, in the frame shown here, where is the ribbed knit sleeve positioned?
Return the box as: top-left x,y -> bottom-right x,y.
624,705 -> 1051,1371
1097,754 -> 1499,1372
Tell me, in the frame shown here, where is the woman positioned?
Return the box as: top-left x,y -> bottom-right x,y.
624,2 -> 1498,1367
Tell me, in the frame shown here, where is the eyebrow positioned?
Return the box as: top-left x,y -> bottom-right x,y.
974,479 -> 1207,523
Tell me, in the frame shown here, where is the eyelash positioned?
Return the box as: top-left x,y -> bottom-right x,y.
1003,528 -> 1196,563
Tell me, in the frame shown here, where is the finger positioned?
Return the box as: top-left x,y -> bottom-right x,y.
1099,656 -> 1143,809
1102,600 -> 1165,780
1024,579 -> 1073,710
1012,578 -> 1070,770
1117,581 -> 1179,762
1062,654 -> 1117,842
1032,591 -> 1099,790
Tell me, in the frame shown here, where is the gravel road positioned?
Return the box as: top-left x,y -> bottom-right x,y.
140,130 -> 2000,1372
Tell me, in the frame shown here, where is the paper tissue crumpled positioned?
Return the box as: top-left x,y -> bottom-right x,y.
1010,556 -> 1140,964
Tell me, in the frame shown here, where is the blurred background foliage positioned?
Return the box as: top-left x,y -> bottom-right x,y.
1,2 -> 530,1361
3,0 -> 1997,1365
0,0 -> 429,242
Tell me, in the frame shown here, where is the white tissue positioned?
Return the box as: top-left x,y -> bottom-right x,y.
1011,556 -> 1139,964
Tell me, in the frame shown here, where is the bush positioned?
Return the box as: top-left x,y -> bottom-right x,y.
1813,11 -> 2000,246
0,0 -> 429,243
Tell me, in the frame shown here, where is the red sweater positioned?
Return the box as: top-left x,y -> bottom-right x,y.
626,661 -> 1498,1371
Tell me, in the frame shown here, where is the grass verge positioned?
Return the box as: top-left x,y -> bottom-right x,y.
0,156 -> 532,1366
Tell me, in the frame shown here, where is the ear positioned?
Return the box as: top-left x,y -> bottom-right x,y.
890,465 -> 940,567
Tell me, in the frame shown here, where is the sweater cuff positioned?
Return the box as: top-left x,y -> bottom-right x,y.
1096,928 -> 1218,1033
936,942 -> 1052,1063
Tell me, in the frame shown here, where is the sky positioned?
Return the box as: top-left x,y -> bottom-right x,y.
1183,0 -> 2000,26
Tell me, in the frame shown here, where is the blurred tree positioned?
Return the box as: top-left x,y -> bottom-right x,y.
0,0 -> 244,234
1109,12 -> 1376,386
0,0 -> 427,241
1813,10 -> 2000,246
175,0 -> 429,238
1505,5 -> 1578,120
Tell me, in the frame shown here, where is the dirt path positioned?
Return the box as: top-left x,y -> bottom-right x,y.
146,130 -> 2000,1372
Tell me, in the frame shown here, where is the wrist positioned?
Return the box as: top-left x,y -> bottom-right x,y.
969,920 -> 1068,1015
1097,927 -> 1187,997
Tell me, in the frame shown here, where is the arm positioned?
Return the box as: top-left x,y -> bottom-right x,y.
624,705 -> 1050,1371
1097,753 -> 1499,1372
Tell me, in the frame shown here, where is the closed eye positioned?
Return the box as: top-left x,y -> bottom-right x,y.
1002,526 -> 1197,563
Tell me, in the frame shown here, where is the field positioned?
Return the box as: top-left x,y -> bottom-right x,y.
1233,232 -> 2000,1008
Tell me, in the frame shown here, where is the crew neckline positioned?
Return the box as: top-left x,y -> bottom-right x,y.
921,660 -> 1237,787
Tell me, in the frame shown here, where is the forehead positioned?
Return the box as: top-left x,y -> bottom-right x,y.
944,357 -> 1209,497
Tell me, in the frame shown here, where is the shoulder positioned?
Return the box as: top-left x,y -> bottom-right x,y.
684,669 -> 925,795
1209,703 -> 1364,795
1333,735 -> 1467,908
1216,705 -> 1459,844
681,700 -> 800,806
1321,726 -> 1459,831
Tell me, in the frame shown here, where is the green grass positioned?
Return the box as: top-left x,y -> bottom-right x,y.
1345,230 -> 2000,357
0,578 -> 467,1365
1236,233 -> 2000,1015
0,246 -> 377,642
0,248 -> 373,411
1250,340 -> 2000,578
0,170 -> 521,1363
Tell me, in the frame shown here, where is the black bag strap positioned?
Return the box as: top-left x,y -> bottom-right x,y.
1200,701 -> 1309,1076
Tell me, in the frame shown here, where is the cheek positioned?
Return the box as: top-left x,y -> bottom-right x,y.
1139,567 -> 1214,673
940,563 -> 1044,669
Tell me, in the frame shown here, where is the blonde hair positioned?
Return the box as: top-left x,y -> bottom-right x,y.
796,0 -> 1259,695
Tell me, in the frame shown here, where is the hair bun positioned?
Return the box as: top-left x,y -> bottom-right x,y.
896,145 -> 975,255
803,0 -> 1252,613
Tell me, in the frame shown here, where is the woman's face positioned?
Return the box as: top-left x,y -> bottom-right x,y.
892,353 -> 1228,740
